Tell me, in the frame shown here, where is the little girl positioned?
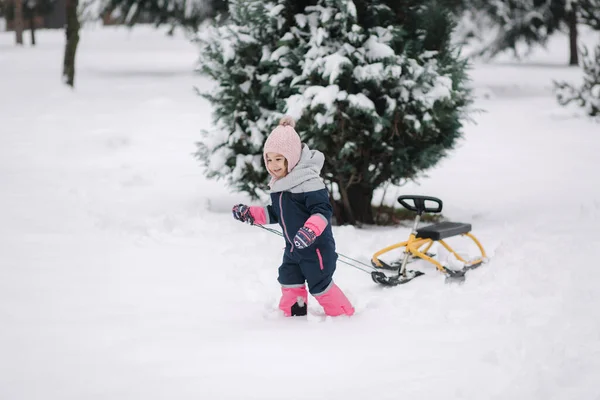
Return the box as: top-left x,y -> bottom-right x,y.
232,116 -> 355,317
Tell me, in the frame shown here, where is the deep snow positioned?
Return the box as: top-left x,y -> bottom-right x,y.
1,25 -> 599,400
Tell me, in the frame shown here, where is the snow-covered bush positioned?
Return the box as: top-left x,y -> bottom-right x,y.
195,0 -> 474,224
554,43 -> 600,119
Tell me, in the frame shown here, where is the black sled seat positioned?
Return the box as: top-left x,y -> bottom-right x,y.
416,221 -> 472,240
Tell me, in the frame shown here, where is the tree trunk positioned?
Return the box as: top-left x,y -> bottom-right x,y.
568,3 -> 579,66
29,10 -> 36,46
337,184 -> 356,226
337,183 -> 375,226
14,0 -> 24,45
62,0 -> 80,87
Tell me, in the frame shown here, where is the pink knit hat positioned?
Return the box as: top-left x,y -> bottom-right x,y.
263,116 -> 302,174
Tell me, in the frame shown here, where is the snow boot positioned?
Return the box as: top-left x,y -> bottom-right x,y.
279,286 -> 308,317
314,283 -> 354,317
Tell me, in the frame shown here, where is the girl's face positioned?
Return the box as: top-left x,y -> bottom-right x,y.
266,152 -> 288,179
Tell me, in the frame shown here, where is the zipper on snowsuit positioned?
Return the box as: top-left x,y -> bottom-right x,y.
279,192 -> 294,252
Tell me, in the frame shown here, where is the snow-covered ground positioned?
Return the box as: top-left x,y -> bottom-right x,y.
1,25 -> 599,400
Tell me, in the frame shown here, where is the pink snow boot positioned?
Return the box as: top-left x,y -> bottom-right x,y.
279,286 -> 308,317
314,283 -> 355,316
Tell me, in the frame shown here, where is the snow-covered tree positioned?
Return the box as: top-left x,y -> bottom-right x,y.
579,0 -> 600,29
194,0 -> 293,198
104,0 -> 226,32
465,0 -> 564,58
464,0 -> 599,65
195,0 -> 473,225
554,42 -> 600,118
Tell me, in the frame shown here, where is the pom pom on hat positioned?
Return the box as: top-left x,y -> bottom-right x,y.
278,115 -> 296,128
263,116 -> 302,174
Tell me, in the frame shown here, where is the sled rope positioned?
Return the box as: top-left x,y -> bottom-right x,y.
253,224 -> 376,275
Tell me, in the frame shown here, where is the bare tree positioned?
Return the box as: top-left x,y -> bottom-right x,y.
14,0 -> 24,44
28,8 -> 36,45
567,0 -> 578,66
62,0 -> 80,87
24,0 -> 40,45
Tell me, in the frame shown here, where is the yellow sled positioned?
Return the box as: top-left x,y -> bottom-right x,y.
370,195 -> 488,286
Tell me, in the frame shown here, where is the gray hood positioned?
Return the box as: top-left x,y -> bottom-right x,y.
269,144 -> 326,193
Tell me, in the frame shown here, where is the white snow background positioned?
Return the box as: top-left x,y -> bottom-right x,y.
1,25 -> 599,400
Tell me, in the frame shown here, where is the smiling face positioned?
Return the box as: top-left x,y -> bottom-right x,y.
266,152 -> 288,179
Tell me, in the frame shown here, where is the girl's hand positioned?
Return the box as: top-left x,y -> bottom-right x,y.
293,227 -> 317,249
232,204 -> 254,224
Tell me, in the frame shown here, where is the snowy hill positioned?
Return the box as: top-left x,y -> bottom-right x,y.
1,25 -> 599,400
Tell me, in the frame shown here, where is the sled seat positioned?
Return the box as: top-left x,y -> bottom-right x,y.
416,222 -> 472,241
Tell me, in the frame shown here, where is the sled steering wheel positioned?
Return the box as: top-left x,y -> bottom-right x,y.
397,195 -> 443,215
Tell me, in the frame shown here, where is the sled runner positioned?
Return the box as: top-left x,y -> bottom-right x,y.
370,195 -> 487,286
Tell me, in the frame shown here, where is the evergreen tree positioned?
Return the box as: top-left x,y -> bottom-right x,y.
104,0 -> 226,32
554,43 -> 600,118
195,0 -> 293,197
465,0 -> 598,65
196,0 -> 473,225
579,0 -> 600,29
466,0 -> 564,58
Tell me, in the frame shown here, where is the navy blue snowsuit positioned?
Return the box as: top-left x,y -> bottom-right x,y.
265,189 -> 337,295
